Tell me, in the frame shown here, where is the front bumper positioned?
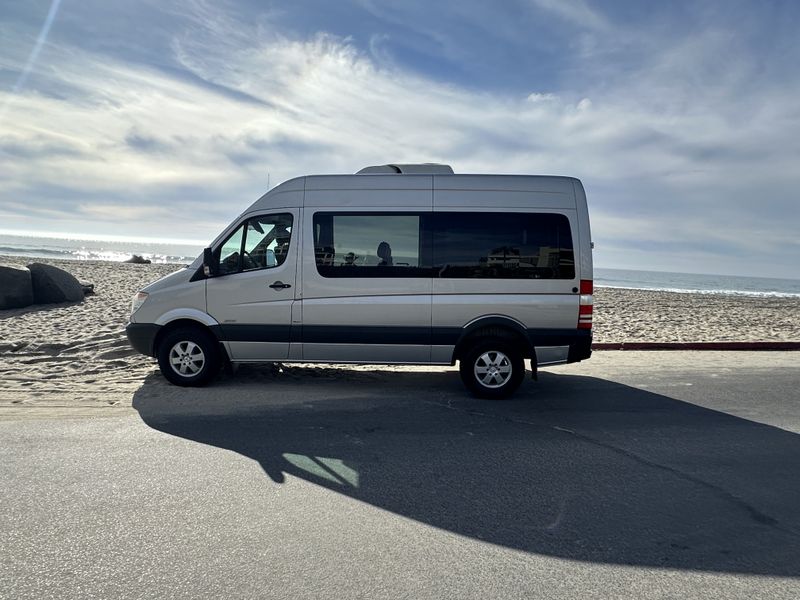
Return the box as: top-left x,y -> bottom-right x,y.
126,323 -> 162,357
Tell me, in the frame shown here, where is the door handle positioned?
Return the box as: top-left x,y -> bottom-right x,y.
269,281 -> 291,290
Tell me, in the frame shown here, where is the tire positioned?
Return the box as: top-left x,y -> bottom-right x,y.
459,339 -> 525,399
157,327 -> 220,387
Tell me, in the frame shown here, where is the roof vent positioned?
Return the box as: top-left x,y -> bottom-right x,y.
356,163 -> 454,175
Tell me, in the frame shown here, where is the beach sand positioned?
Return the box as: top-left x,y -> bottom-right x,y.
1,257 -> 798,410
594,287 -> 800,344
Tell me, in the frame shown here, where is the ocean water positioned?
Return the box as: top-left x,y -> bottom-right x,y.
1,233 -> 798,297
0,233 -> 203,265
595,268 -> 800,298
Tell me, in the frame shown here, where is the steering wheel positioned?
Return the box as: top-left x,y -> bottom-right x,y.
241,250 -> 258,270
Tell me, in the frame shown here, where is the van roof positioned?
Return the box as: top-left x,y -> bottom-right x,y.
246,173 -> 580,213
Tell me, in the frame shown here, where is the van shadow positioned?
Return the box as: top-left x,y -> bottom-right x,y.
132,366 -> 800,576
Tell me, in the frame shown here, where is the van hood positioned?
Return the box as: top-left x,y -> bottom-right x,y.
141,266 -> 196,293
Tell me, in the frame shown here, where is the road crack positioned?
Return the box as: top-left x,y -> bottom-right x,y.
423,397 -> 798,538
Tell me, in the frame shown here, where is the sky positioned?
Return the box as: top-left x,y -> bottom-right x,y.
1,0 -> 799,278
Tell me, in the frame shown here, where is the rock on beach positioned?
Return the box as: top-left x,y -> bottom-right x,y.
124,255 -> 151,264
27,263 -> 85,304
0,264 -> 35,309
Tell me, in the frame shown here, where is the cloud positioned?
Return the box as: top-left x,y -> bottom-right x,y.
78,203 -> 173,221
0,1 -> 798,277
529,0 -> 610,31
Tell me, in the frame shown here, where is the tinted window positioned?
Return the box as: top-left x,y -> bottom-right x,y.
433,213 -> 574,279
216,213 -> 293,275
313,213 -> 428,278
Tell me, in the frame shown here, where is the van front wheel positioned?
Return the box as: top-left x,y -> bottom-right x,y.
459,340 -> 524,399
157,327 -> 220,387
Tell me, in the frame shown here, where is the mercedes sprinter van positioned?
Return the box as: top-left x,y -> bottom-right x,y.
126,164 -> 593,398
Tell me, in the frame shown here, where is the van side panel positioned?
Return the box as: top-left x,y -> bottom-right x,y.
304,174 -> 433,207
300,181 -> 434,363
431,178 -> 581,365
433,175 -> 575,211
206,207 -> 301,361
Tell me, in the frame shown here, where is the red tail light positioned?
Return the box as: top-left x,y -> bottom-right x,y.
578,280 -> 593,329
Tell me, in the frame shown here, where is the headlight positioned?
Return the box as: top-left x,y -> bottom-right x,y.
131,291 -> 149,314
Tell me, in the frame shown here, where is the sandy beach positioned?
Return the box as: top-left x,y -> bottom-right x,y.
1,257 -> 798,409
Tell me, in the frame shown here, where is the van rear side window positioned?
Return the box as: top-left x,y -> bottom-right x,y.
313,211 -> 575,279
313,213 -> 429,278
433,212 -> 574,280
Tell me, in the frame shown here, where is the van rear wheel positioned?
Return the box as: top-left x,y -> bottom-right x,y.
459,339 -> 524,399
157,327 -> 220,387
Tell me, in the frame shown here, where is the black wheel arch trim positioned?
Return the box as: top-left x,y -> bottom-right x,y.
448,316 -> 536,361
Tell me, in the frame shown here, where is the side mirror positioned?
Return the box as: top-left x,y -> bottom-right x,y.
203,247 -> 217,277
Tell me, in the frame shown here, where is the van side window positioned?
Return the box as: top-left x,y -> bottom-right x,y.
216,213 -> 293,276
218,225 -> 245,276
311,211 -> 575,279
313,213 -> 428,278
432,212 -> 575,279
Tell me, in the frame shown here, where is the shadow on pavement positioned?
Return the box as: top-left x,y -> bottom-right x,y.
132,365 -> 800,576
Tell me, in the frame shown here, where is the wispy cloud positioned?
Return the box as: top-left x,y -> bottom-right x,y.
529,0 -> 610,31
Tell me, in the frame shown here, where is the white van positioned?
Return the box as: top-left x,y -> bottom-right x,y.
126,164 -> 593,398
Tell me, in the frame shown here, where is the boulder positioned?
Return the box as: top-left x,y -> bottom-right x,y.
124,254 -> 151,264
27,263 -> 85,304
0,265 -> 34,309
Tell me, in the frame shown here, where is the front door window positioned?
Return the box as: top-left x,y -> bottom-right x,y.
216,213 -> 293,276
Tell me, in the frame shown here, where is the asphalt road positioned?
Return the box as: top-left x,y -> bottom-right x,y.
1,351 -> 799,599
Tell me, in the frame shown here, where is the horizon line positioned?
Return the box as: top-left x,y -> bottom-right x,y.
0,228 -> 208,247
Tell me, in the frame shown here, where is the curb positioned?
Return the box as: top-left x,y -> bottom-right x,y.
592,342 -> 800,351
